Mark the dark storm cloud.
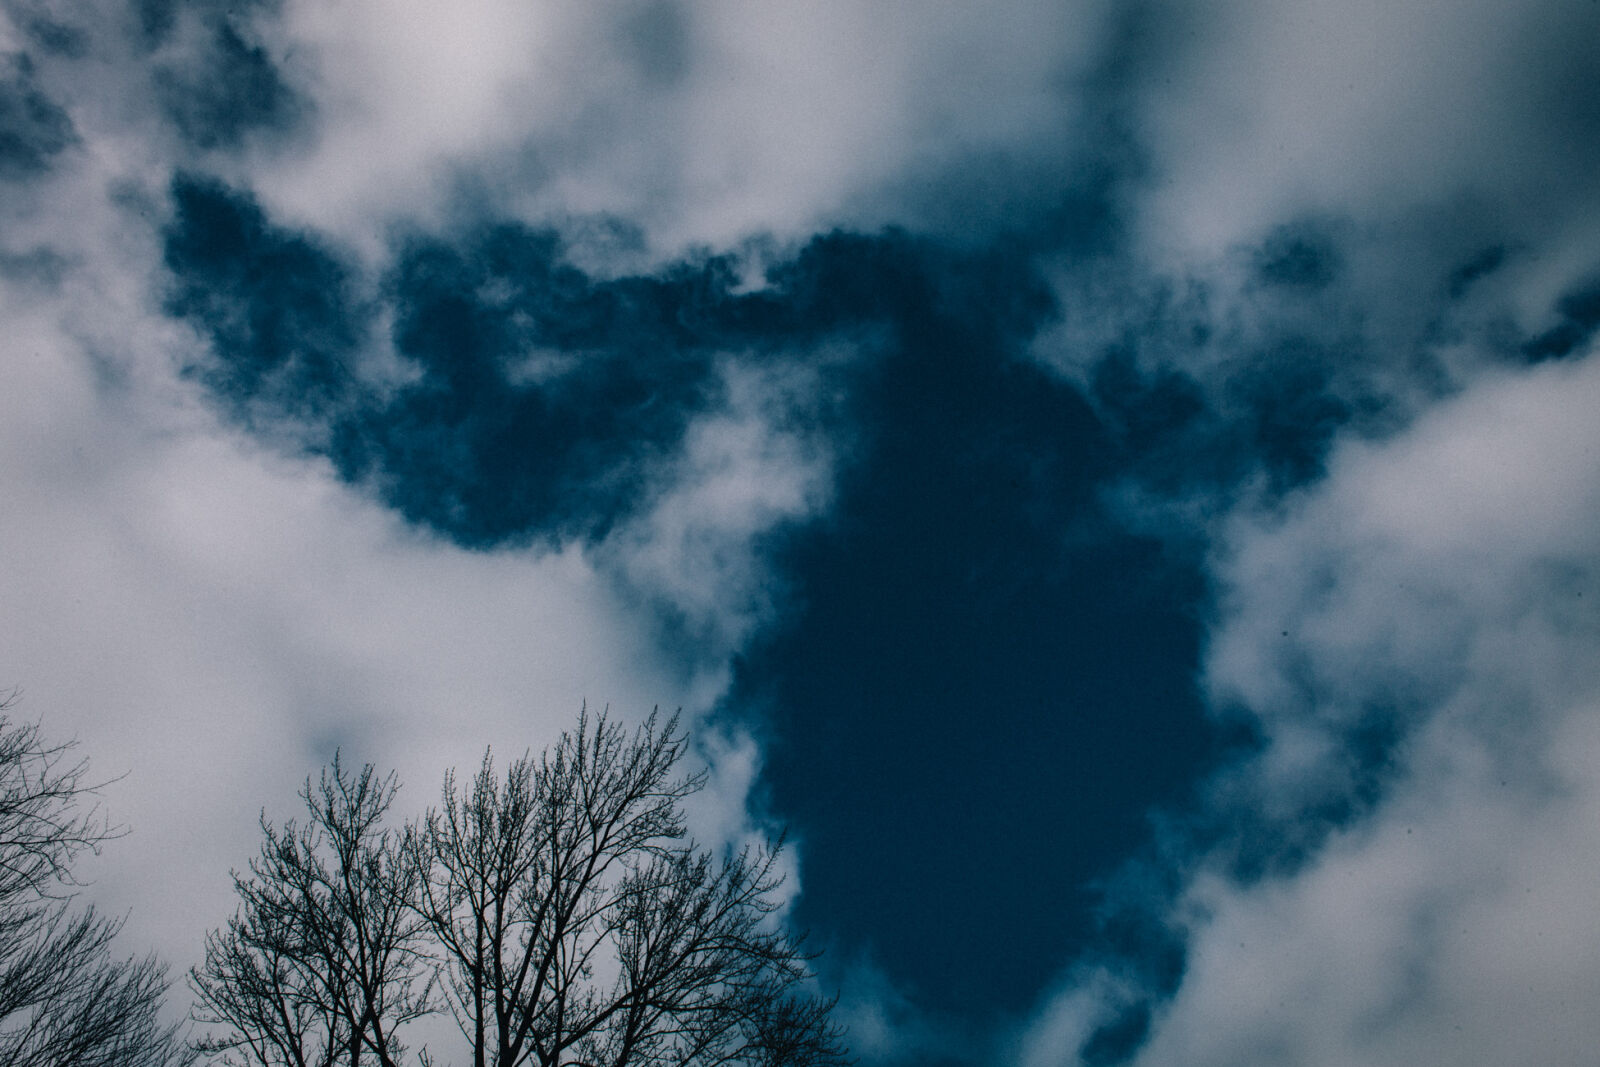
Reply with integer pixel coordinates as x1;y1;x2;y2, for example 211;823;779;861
0;52;75;179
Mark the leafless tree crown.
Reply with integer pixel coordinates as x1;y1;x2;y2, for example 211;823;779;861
191;709;848;1067
190;756;434;1067
0;694;188;1066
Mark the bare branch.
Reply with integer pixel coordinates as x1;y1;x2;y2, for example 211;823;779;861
190;755;433;1067
0;705;190;1067
195;708;848;1067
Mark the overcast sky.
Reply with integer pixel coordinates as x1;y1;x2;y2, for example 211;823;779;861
4;0;1600;1063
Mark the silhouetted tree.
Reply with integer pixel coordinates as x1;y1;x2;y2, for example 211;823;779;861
189;757;434;1067
415;710;846;1067
0;694;188;1066
191;710;848;1067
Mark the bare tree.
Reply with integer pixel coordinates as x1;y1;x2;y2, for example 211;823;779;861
414;709;847;1067
193;710;848;1067
0;694;189;1066
190;756;434;1067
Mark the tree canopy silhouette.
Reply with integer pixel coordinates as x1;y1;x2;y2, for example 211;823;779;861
191;709;848;1067
0;694;188;1066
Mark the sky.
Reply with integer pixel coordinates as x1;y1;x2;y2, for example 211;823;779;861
3;0;1600;1064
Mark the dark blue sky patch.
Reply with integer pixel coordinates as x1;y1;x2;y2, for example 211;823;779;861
12;7;91;59
1446;244;1509;300
350;226;743;544
738;517;1212;1018
1186;694;1411;893
133;0;180;44
164;186;733;545
1088;338;1359;504
168;188;901;547
725;283;1217;1021
1090;349;1222;493
164;175;363;426
155;16;306;150
1066;217;1519;518
1523;269;1600;362
1226;340;1356;493
1056;234;1394;523
760;228;933;335
1253;223;1342;292
0;53;76;180
348;224;1053;547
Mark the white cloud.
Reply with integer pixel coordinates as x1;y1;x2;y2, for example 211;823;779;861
1206;356;1600;768
1135;0;1600;264
1022;349;1600;1065
2;0;911;997
0;109;773;995
600;350;845;660
0;281;696;973
245;0;1113;255
18;0;1600;1058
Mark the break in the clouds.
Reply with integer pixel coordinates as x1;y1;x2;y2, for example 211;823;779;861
1088;349;1600;1067
0;51;75;176
4;0;1600;1064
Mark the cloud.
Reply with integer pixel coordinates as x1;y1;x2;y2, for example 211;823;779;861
1021;346;1600;1064
0;51;76;178
11;0;1600;1059
0;263;701;975
152;8;307;151
232;0;1117;253
1001;3;1600;1059
0;34;824;994
1133;0;1600;262
599;350;844;660
1200;351;1600;825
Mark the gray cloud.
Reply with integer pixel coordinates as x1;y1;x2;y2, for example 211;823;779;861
0;0;840;1002
1127;351;1600;1066
230;0;1116;255
0;257;711;980
0;51;75;177
1007;2;1600;1061
1128;0;1600;261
